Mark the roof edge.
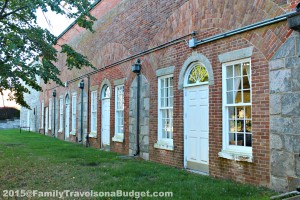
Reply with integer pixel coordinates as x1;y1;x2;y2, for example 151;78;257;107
55;0;102;42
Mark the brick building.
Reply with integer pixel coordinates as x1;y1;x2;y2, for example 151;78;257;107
21;0;300;191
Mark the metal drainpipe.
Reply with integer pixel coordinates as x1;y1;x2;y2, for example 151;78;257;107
86;76;90;147
53;95;56;137
43;106;45;135
134;72;140;156
80;81;84;144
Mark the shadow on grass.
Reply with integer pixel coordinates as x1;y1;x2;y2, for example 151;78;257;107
0;129;277;200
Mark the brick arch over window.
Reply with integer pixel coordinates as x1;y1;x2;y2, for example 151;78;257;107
178;52;214;90
150;0;289;60
92;42;132;69
99;78;112;99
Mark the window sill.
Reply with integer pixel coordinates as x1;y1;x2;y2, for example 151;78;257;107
89;132;97;138
70;131;76;136
58;129;63;133
218;150;252;162
112;134;124;143
154;140;174;151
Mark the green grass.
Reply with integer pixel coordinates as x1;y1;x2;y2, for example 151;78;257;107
0;129;276;199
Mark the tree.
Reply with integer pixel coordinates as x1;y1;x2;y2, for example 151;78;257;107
0;0;96;108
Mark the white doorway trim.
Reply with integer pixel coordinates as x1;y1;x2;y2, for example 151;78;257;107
65;95;70;141
101;85;111;150
183;62;210;174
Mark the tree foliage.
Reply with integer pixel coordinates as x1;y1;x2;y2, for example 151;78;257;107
0;0;96;108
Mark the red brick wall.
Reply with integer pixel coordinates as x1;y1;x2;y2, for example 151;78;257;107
40;0;297;188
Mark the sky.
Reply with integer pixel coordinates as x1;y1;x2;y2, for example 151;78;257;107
36;8;75;36
0;8;74;109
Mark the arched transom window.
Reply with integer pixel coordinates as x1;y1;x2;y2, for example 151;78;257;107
102;85;110;99
187;63;209;86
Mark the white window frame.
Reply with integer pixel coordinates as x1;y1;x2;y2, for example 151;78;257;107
59;98;63;132
184;62;209;87
71;94;77;135
154;74;174;150
220;58;253;162
45;107;48;132
90;91;97;137
113;85;124;142
41;102;44;129
49;98;52;130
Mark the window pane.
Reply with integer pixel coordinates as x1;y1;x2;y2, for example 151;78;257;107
246;120;252;132
237;107;245;119
227;91;233;104
237;133;244;146
226;65;233;78
243;76;250;89
228;107;235;119
229;120;235;132
161;97;164;107
235;91;242;103
244;90;251;103
246;134;252;147
227;78;233;91
234;77;242;90
243;62;250;75
234;64;241;77
161;79;165;91
236;120;243;132
245;106;251;119
229;133;236;145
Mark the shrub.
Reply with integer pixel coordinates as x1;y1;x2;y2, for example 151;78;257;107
0;107;20;120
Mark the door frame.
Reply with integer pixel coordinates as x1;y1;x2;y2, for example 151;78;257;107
101;85;111;149
65;94;70;141
184;84;209;169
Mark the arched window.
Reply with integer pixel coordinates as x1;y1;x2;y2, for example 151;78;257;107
102;85;110;99
187;64;209;85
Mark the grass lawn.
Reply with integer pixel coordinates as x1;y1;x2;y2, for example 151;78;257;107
0;129;276;199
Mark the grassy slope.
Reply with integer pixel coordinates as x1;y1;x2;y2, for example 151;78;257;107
0;129;276;199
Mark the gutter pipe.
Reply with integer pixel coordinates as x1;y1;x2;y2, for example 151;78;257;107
189;11;297;47
49;10;297;89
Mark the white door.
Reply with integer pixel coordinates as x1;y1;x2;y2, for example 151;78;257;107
185;85;209;172
102;98;110;146
65;99;70;140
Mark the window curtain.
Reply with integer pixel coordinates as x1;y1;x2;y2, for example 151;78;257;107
234;65;241;101
245;64;251;86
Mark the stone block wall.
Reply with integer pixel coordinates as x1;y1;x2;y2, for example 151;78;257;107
270;32;300;191
0;119;20;129
129;75;150;160
20;70;40;133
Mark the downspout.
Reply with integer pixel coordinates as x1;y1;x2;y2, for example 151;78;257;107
134;72;140;156
52;90;56;138
132;59;141;157
43;105;45;135
86;76;90;147
79;80;84;144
